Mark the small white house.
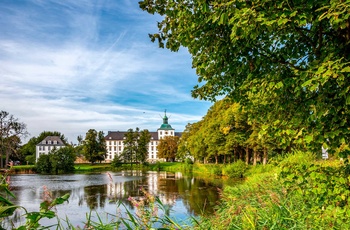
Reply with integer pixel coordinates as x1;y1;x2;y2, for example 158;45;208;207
35;136;65;161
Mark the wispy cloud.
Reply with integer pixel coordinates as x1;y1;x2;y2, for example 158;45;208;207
0;0;212;142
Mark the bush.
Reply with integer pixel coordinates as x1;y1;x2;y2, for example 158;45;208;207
211;165;222;176
111;155;123;168
36;154;52;174
35;147;76;174
222;160;247;178
184;158;193;165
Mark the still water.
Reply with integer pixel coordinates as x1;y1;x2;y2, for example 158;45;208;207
5;171;225;228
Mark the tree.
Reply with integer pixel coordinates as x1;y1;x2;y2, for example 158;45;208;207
137;129;151;163
177;123;195;162
50;146;76;174
157;136;180;162
35;154;52;174
0;111;28;168
139;0;350;153
82;129;106;164
121;128;139;164
120;128;151;164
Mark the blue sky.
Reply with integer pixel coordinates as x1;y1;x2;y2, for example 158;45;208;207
0;0;212;143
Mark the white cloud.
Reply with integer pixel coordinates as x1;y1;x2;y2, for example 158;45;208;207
0;0;212;143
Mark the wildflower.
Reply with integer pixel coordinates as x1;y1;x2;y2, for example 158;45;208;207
42;185;53;203
6;175;10;186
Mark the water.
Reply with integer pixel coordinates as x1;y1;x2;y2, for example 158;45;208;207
4;171;224;228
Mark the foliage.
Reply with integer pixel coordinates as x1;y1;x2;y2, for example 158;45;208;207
279;153;350;226
177;100;276;165
120;128;151;164
222;160;247;178
137;129;152;164
82;129;106;164
199;153;350;229
50;146;76;174
35;154;52;174
140;0;350;156
0;111;28;168
120;188;188;230
111;154;123;168
157;136;180;162
35;146;76;174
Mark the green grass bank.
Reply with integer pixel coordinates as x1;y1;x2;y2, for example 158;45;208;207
197;152;350;229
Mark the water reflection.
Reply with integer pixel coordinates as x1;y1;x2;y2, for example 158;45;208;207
5;171;223;228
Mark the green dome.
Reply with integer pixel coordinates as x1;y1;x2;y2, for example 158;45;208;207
158;110;174;130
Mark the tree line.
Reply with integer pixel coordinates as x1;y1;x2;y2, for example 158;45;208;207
140;0;350;161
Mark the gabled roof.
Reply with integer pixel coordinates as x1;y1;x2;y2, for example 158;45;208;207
36;136;65;146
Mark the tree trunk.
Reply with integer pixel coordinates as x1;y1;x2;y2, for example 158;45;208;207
263;148;268;165
0;152;3;168
239;147;243;161
5;150;10;168
223;154;226;164
253;149;257;166
215;154;218;164
245;147;250;165
234;147;238;162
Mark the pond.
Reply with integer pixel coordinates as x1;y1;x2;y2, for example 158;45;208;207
4;171;228;229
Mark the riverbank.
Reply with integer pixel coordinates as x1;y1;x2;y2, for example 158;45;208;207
197;152;350;229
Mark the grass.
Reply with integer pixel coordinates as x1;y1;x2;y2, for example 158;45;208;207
74;163;112;172
198;152;350;229
11;165;36;173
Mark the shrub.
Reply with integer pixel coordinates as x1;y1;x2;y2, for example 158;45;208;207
184;158;193;165
222;160;247;178
210;165;222;176
35;154;52;174
111;155;123;168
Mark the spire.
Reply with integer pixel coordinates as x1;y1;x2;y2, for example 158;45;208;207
158;109;174;130
163;109;168;124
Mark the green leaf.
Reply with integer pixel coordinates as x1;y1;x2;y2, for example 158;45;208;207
0;205;18;217
220;12;228;24
346;95;350;105
202;3;209;13
341;66;350;72
304;135;313;144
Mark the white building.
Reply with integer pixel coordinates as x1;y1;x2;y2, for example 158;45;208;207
35;136;66;161
104;111;181;162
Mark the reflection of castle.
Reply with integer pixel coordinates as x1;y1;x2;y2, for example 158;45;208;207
106;171;184;206
104;111;182;162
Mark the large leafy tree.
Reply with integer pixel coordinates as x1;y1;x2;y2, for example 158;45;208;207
157;135;180;162
121;128;139;163
121;128;151;164
0;111;28;168
137;129;152;163
82;129;106;164
140;0;350;152
50;146;76;174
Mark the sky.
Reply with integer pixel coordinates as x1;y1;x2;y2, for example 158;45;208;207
0;0;212;144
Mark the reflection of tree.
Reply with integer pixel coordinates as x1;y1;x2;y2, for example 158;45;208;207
84;185;107;210
176;178;221;216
